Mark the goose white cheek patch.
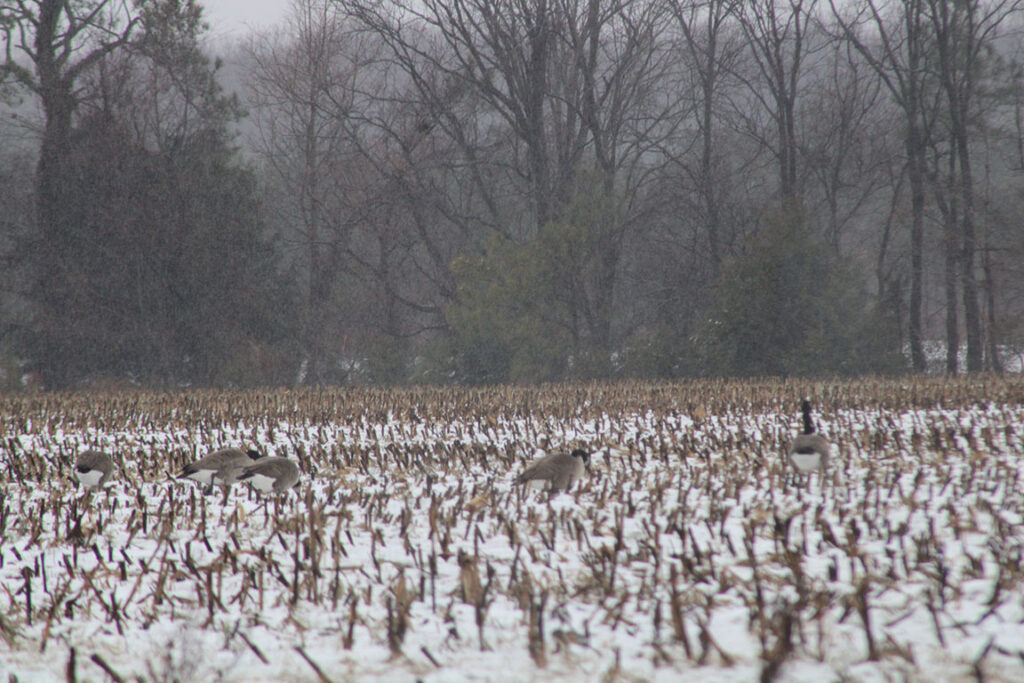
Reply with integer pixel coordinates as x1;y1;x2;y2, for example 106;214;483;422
184;469;215;486
790;452;823;472
247;474;276;493
76;469;104;488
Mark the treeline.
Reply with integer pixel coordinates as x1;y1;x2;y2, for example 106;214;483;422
1;0;1023;388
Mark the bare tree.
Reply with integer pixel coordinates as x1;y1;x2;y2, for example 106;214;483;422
924;0;1022;372
248;0;361;382
250;0;477;378
737;0;823;205
668;0;744;275
564;0;681;353
801;36;892;251
828;0;932;371
338;0;679;359
339;0;564;237
1;0;141;260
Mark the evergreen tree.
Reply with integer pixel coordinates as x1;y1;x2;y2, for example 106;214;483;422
13;1;298;386
696;208;903;377
446;177;621;384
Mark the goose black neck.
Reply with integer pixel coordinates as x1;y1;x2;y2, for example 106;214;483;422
801;400;814;435
571;449;590;464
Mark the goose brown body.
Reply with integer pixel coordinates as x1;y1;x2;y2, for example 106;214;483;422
237;457;300;493
516;449;590;492
178;448;262;488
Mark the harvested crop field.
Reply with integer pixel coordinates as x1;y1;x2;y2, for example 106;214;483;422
2;377;1024;681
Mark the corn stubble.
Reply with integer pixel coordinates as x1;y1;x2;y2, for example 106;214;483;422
0;376;1023;681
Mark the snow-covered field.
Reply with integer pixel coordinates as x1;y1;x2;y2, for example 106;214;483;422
2;379;1024;682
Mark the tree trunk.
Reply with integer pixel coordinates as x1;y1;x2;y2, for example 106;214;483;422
701;22;721;275
526;1;552;233
35;0;76;244
304;96;328;384
982;238;1002;373
590;174;619;359
955;132;982;372
943;221;959;374
906;125;927;372
941;152;959;374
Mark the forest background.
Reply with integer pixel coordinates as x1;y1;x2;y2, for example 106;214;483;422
2;0;1023;389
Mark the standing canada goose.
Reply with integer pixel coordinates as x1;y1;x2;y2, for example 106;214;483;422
178;448;263;493
237;456;300;494
788;400;830;474
516;449;590;492
74;450;114;489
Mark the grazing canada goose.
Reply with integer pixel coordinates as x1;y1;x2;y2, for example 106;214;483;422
74;450;114;489
178;448;263;492
788;400;830;474
516;449;590;492
237;457;300;494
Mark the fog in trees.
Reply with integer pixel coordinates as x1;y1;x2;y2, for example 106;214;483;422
2;0;1023;388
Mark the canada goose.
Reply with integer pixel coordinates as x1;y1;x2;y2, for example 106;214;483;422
237;457;300;494
516;449;590;492
788;400;830;474
178;448;262;492
74;450;114;489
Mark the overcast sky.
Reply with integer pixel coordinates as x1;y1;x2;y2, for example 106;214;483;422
203;0;291;38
